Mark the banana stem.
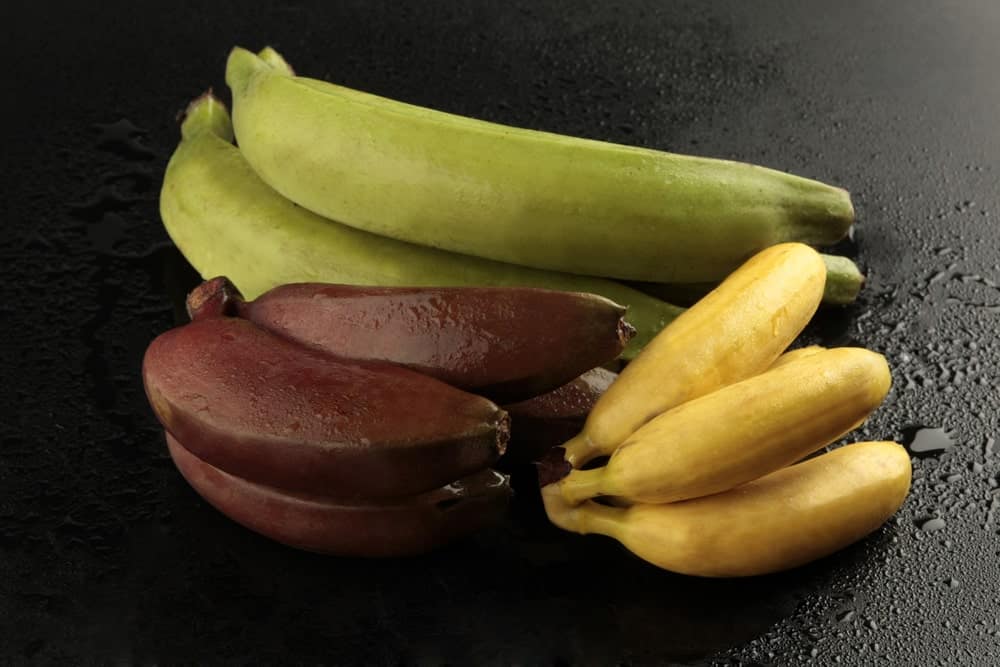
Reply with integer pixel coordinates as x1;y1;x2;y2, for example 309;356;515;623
226;47;271;96
575;500;626;539
541;485;626;539
558;467;608;505
181;91;234;142
820;254;865;305
561;432;597;468
258;47;295;75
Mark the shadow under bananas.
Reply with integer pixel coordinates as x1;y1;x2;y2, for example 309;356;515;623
102;452;897;666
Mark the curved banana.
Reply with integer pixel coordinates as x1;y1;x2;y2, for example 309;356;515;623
167;433;511;557
225;46;853;283
561;242;827;467
551;347;891;505
186;277;632;403
143;316;508;499
542;441;911;577
159;92;683;359
637;253;865;307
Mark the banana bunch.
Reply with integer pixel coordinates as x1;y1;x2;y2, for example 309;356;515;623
161;47;865;361
153;47;889;568
540;243;911;577
144;280;633;556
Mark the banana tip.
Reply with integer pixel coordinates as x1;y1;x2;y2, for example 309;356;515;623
179;89;225;123
536;447;571;487
618;317;637;347
186;276;243;321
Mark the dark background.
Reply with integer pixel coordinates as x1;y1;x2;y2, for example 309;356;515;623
2;1;999;664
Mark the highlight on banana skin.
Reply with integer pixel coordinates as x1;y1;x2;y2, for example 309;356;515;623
147;44;907;574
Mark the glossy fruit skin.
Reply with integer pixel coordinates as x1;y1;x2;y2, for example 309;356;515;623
542;441;912;577
635;253;865;307
553;347;892;505
562;243;827;467
167;433;511;557
142;316;508;499
226;47;853;283
499;367;617;465
186;277;632;403
159;92;683;360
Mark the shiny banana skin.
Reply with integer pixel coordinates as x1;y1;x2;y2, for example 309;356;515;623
186;277;632;403
636;253;865;307
561;243;827;467
552;347;892;505
500;367;617;466
159;92;683;360
226;47;853;283
167;433;511;557
542;441;912;577
143;316;508;499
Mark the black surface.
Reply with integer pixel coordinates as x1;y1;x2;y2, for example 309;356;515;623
2;1;999;664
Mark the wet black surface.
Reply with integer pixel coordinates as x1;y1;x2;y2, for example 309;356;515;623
2;1;1000;664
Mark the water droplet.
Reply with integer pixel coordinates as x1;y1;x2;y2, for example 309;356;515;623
902;426;954;458
919;517;947;532
837;610;856;623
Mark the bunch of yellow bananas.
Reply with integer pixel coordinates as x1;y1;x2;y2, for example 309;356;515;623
541;243;910;577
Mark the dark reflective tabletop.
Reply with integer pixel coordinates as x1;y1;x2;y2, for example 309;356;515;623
2;1;999;664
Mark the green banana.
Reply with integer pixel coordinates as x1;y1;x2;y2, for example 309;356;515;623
159;93;683;358
226;46;854;283
634;253;865;306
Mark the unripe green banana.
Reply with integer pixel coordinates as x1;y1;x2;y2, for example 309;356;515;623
551;347;892;505
542;441;912;577
226;46;853;283
159;93;683;359
635;254;865;307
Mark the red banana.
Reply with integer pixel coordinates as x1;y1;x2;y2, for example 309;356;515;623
186;277;634;402
143;316;508;499
501;367;617;465
167;433;510;557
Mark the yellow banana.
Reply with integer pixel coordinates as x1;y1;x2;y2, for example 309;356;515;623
769;344;826;369
160;93;684;358
552;347;891;505
542;441;911;577
225;46;853;283
561;242;826;466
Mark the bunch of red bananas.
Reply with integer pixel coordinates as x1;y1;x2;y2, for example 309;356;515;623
143;277;629;556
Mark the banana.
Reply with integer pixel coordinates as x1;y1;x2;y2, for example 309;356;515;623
186;277;632;403
143;316;508;499
768;344;825;370
500;367;616;466
551;347;891;505
160;92;683;359
167;433;511;557
226;47;853;283
542;441;911;577
635;253;864;307
561;242;827;467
